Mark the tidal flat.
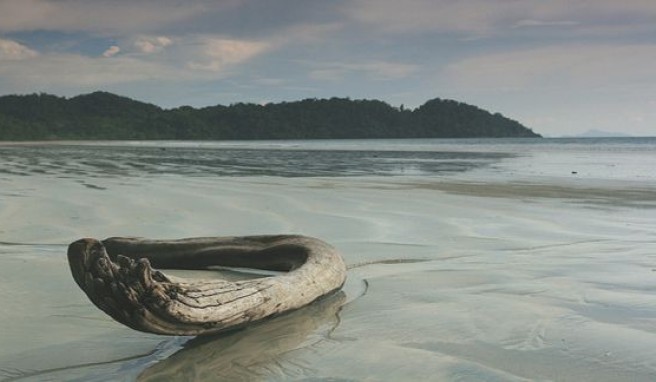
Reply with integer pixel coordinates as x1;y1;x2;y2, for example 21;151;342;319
0;138;655;381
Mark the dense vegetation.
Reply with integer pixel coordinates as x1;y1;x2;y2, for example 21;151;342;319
0;92;540;140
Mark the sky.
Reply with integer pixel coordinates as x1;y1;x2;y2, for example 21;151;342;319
0;0;655;137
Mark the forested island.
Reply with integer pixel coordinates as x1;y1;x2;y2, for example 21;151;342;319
0;92;540;140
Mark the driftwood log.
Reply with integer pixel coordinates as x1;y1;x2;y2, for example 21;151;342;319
67;235;347;336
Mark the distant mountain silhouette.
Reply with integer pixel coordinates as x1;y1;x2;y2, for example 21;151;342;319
0;91;541;140
572;129;633;138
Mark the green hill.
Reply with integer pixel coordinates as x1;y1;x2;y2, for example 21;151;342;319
0;92;540;140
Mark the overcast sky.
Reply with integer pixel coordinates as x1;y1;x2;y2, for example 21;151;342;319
1;0;655;136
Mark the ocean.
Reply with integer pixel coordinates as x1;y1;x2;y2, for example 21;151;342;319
1;137;655;381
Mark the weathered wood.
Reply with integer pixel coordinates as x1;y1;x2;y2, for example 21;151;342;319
67;235;347;336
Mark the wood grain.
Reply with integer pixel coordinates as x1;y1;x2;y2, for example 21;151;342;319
67;235;346;336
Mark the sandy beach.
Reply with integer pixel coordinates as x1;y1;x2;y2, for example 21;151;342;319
1;139;655;381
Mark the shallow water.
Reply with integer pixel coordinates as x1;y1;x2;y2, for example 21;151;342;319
1;138;655;381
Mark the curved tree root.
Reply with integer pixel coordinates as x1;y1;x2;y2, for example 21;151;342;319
67;235;347;336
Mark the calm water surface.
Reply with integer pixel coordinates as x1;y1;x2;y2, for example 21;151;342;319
1;137;654;179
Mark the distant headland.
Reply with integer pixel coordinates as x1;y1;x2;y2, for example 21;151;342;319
0;91;540;140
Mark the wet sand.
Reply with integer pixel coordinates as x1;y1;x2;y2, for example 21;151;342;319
1;141;655;381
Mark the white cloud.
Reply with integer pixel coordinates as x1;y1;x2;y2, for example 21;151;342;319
443;44;656;91
345;0;505;35
102;45;120;58
513;19;579;28
0;36;274;91
0;38;39;60
0;33;278;96
254;78;285;86
135;36;173;54
345;0;656;36
309;61;418;81
0;0;215;33
0;53;182;87
187;38;270;72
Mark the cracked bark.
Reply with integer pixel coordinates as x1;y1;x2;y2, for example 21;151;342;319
67;235;347;336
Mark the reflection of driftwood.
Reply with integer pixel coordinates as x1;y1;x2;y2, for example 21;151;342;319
67;235;346;336
138;291;345;381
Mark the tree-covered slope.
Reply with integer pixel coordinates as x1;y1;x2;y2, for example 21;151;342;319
0;92;540;140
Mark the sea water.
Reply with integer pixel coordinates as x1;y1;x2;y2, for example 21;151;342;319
0;138;655;381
